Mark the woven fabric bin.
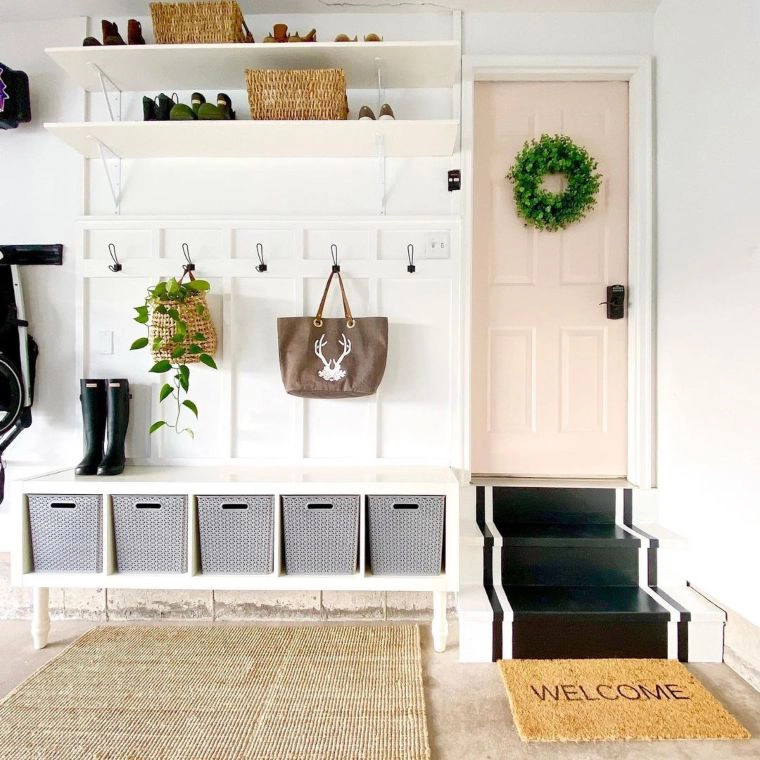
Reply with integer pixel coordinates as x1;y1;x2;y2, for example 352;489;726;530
367;495;445;575
112;495;187;573
28;495;102;573
281;495;359;574
149;293;217;363
150;1;253;44
246;69;348;120
198;495;274;574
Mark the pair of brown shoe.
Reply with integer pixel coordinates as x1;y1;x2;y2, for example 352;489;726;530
358;104;395;121
263;24;317;43
83;20;145;47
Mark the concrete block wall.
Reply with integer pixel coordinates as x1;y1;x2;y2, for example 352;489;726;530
0;555;455;622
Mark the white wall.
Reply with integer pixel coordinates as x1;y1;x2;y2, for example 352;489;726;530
655;0;760;626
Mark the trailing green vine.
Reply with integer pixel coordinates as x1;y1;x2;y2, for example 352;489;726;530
506;134;602;231
130;276;217;438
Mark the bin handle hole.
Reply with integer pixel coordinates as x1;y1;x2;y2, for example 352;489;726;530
393;503;419;510
307;503;333;510
135;503;161;509
50;502;76;509
222;504;248;510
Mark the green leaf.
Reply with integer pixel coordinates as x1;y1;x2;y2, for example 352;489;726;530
171;345;186;359
149;420;167;434
196;303;206;316
179;375;189;392
130;337;149;351
192;333;207;342
167;277;180;295
182;399;198;417
168;308;180;321
154;304;169;315
186;279;210;292
152;281;167;296
199;354;217;370
159;383;173;402
188;344;203;354
150;360;172;374
171;333;185;343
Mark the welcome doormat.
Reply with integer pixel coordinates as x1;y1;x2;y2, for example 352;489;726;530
499;658;750;742
0;624;430;760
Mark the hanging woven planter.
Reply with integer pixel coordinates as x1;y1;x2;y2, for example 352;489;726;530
149;291;217;363
506;134;602;232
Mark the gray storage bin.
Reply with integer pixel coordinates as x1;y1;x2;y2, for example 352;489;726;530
197;495;274;574
282;495;359;575
367;495;445;575
112;494;187;573
28;494;103;573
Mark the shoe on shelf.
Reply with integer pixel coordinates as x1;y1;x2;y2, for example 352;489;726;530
170;102;197;120
288;28;317;42
198;101;225;120
217;93;235;120
82;36;101;46
102;20;126;45
335;33;358;42
156;92;178;120
263;23;288;42
128;19;145;45
378;103;395;120
364;33;383;42
358;105;376;120
143;96;157;121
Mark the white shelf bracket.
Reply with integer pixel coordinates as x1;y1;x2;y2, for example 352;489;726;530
374;56;386;113
91;136;122;215
89;63;122;122
376;134;386;217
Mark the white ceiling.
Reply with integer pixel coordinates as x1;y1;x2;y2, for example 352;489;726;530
0;0;660;23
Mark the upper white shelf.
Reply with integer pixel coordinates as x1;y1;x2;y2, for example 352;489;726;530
45;41;461;92
44;119;459;158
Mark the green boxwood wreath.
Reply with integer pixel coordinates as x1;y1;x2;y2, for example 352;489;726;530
506;134;602;231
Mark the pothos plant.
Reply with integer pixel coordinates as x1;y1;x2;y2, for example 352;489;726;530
130;275;217;437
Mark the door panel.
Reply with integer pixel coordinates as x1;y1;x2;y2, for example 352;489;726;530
472;81;629;477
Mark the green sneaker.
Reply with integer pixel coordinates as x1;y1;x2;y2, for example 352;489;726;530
198;102;225;120
169;102;197;120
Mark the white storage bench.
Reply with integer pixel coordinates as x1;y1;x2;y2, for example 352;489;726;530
12;465;460;652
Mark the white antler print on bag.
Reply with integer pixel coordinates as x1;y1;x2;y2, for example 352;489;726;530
315;333;352;382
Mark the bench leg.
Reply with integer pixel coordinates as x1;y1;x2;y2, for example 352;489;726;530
432;590;448;653
32;587;50;650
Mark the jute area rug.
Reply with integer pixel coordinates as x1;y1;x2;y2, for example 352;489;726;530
0;624;430;760
499;658;750;743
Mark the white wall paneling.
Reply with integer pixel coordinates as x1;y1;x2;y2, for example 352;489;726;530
78;217;462;467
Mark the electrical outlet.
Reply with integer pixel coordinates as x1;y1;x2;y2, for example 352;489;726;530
95;330;114;355
424;231;450;259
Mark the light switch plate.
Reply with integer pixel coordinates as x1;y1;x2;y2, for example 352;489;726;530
424;231;451;259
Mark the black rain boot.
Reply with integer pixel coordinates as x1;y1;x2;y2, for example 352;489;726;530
97;379;130;476
75;379;107;476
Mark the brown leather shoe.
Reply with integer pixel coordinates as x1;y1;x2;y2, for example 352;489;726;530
102;20;125;45
128;19;145;45
83;36;101;46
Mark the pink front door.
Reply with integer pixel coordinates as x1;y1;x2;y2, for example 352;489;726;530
471;81;629;477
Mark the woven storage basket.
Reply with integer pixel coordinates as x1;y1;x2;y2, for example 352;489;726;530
149;293;217;362
150;1;253;44
246;69;348;120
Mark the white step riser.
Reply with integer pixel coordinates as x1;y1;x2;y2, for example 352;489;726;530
459;543;484;585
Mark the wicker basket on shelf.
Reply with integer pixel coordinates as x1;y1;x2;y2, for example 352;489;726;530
150;1;253;44
246;69;349;120
149;292;217;363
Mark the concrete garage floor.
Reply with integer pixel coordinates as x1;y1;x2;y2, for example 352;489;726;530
1;620;759;759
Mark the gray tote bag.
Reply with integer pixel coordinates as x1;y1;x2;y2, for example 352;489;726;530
277;271;388;399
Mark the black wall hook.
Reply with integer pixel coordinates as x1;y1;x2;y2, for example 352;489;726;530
407;243;416;274
108;243;122;272
255;242;268;272
181;242;195;273
330;243;340;273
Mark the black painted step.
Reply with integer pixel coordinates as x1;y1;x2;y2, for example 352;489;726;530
506;586;670;659
493;486;616;525
500;525;640;586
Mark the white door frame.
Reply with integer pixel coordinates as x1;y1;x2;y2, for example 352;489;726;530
460;56;654;488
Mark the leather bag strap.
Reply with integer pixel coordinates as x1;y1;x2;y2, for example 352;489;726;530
314;271;355;328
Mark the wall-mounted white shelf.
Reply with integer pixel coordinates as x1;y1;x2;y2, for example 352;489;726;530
46;41;461;92
45;119;459;158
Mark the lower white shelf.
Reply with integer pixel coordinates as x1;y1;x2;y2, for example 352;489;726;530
20;571;449;592
44;119;459;158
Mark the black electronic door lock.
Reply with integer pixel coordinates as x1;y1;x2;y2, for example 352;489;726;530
600;284;625;320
